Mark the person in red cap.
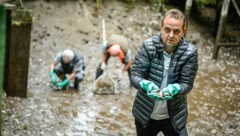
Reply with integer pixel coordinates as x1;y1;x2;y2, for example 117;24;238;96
95;34;132;87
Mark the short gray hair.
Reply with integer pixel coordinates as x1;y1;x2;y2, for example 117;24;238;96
62;49;74;63
161;9;186;29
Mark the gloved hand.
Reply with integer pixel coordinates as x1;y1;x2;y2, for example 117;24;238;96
50;70;57;86
147;89;171;101
148;83;180;101
139;79;159;93
57;78;69;89
102;41;108;47
163;83;180;96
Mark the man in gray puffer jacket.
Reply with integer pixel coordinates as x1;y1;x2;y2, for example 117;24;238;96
131;9;198;136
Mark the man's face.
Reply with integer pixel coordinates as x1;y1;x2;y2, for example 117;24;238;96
161;15;186;53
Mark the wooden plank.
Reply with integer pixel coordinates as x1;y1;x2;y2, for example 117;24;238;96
212;0;230;59
5;8;32;97
213;0;223;37
184;0;192;21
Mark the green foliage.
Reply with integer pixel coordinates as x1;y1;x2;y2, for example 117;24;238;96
147;0;164;11
196;0;216;7
96;0;100;10
95;0;164;11
122;0;163;7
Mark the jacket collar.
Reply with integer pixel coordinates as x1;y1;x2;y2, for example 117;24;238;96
154;34;189;58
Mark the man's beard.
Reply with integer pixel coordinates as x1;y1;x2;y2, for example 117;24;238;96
164;44;177;53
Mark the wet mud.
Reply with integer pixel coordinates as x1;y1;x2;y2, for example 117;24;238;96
2;0;240;136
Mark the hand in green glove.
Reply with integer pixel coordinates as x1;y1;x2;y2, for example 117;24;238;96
50;70;57;86
162;83;180;96
148;83;180;101
139;79;159;93
57;78;69;89
148;90;171;101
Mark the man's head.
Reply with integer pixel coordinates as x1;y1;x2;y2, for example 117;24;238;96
160;9;186;54
107;44;121;57
62;49;74;64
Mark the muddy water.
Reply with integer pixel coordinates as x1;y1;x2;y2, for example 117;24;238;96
2;0;240;136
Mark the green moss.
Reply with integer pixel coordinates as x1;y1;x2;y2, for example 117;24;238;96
11;9;32;26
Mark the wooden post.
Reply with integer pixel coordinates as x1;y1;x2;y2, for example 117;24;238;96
231;0;240;17
0;4;6;135
213;0;223;37
212;0;230;59
4;8;32;97
184;0;192;21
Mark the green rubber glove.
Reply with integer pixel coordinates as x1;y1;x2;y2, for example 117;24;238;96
162;83;180;96
147;89;166;101
57;78;69;89
148;90;172;101
50;70;57;86
148;83;180;101
139;79;159;93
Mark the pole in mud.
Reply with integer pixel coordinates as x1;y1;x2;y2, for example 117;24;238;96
184;0;192;21
212;0;230;59
4;5;32;98
212;0;240;59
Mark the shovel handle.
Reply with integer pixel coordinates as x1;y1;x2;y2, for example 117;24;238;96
102;19;106;43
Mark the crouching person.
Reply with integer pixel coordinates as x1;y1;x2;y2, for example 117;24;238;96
50;49;85;90
95;34;132;87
